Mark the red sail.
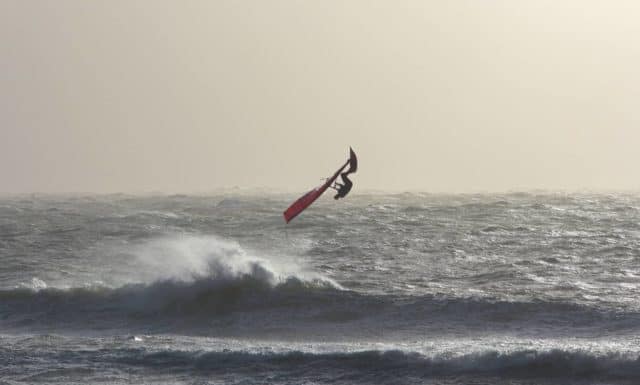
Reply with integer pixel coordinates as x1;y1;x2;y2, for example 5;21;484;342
283;159;350;223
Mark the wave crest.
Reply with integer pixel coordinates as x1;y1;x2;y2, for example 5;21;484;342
121;348;640;380
34;347;640;381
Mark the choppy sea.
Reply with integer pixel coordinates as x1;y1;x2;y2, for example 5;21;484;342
2;192;640;384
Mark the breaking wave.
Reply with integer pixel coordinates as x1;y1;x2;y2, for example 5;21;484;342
7;345;640;382
120;348;640;380
2;235;639;337
2;277;637;337
0;235;346;329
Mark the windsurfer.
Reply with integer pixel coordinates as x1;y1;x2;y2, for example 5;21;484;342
333;172;353;199
283;147;357;222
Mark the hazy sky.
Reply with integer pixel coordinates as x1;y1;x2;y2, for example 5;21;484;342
2;1;640;193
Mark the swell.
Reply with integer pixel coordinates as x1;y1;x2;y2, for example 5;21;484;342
119;348;640;380
4;346;640;383
1;275;637;337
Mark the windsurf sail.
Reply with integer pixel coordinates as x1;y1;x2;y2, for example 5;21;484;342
283;148;357;223
347;147;357;174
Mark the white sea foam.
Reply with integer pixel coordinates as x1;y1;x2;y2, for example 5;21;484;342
120;234;342;289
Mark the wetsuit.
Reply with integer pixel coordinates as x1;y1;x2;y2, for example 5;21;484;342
334;172;353;199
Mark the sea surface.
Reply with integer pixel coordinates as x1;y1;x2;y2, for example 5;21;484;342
2;192;640;384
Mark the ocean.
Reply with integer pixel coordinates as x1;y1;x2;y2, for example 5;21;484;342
2;192;640;384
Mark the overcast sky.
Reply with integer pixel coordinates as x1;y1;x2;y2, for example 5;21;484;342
2;1;640;193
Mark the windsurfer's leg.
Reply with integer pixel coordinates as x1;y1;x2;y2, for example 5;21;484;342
339;173;353;197
340;173;352;184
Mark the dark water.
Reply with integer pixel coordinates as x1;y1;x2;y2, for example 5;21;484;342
2;192;640;384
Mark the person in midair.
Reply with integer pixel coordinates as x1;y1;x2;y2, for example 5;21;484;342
332;147;357;199
333;171;353;199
